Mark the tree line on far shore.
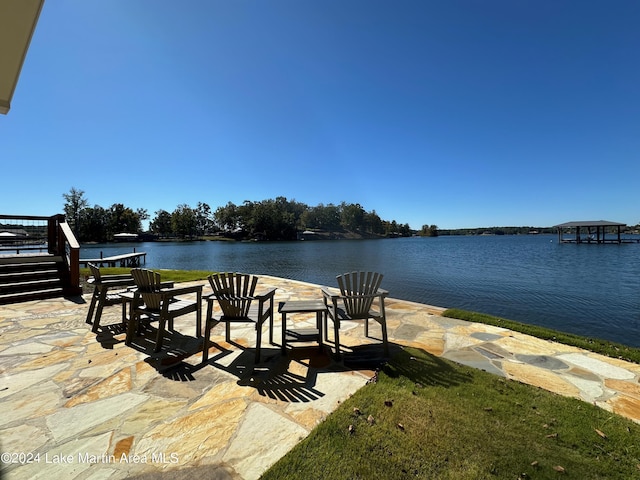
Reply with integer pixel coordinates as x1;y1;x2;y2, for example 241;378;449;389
62;187;430;243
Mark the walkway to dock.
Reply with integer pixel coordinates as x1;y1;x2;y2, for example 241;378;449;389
2;276;640;479
79;251;146;268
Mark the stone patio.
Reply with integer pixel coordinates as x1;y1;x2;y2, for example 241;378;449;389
2;275;640;479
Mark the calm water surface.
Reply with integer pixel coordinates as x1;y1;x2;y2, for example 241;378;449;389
81;235;640;347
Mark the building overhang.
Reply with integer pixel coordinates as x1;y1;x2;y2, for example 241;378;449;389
0;0;45;115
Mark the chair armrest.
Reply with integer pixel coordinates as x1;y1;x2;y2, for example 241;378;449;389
321;287;340;300
98;278;136;288
160;284;203;298
204;292;217;302
102;274;134;281
255;288;276;302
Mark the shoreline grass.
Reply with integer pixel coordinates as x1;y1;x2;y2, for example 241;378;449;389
262;347;640;479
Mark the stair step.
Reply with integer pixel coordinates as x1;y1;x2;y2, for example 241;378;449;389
0;287;66;304
0;262;60;272
0;255;63;265
0;269;59;281
0;278;62;290
0;254;69;303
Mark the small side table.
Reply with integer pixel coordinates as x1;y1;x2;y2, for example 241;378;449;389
278;300;327;354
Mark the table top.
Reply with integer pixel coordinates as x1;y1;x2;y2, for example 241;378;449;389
278;299;327;314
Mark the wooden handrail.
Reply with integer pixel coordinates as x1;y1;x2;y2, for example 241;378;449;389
1;214;52;221
59;219;80;291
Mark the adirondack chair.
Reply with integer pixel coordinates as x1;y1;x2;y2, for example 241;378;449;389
129;268;202;352
321;271;389;357
85;263;135;332
202;272;276;363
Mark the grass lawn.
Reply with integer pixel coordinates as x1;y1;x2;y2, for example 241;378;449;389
262;347;640;479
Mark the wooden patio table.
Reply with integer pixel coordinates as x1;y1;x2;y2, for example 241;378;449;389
278;300;327;354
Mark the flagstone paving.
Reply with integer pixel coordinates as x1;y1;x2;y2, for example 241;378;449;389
2;275;640;479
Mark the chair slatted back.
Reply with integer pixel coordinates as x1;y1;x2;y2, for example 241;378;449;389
88;263;102;282
131;268;163;311
208;273;258;319
336;271;383;318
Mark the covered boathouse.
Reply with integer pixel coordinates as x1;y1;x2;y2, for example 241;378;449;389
554;220;627;244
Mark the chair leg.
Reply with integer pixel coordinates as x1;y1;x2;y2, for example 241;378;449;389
364;318;369;337
86;288;99;324
324;314;329;342
92;289;108;333
380;319;389;357
196;304;202;338
126;311;137;345
333;319;341;357
317;311;324;352
155;317;166;352
202;319;212;362
225;322;231;343
255;322;263;363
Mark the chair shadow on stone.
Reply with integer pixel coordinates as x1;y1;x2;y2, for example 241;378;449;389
94;322;129;350
122;321;205;374
203;340;328;403
378;345;473;389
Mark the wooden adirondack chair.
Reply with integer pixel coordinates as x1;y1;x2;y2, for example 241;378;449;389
85;263;135;332
129;268;202;352
202;272;276;363
321;271;389;357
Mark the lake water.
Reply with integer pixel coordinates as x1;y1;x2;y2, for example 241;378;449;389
81;235;640;347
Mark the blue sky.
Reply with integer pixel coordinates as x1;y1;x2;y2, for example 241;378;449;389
3;0;639;230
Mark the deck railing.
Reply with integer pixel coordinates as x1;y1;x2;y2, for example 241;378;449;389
0;214;81;293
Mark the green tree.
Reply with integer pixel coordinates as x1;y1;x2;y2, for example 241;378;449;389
420;224;439;237
62;187;88;234
77;205;108;242
149;210;173;237
214;202;242;232
363;210;384;234
171;204;197;238
301;203;341;231
340;202;365;231
108;203;142;237
195;202;214;235
136;208;149;230
385;220;399;235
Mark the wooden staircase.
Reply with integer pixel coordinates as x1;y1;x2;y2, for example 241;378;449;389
0;214;81;304
0;254;71;304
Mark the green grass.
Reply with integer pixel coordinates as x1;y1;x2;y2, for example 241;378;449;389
79;267;216;293
444;308;640;365
262;347;640;480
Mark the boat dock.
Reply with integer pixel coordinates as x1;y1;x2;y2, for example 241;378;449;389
554;220;636;244
79;251;146;268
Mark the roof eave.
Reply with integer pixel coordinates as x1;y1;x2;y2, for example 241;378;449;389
0;0;45;115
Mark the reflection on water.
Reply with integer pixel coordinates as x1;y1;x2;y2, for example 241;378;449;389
81;235;640;347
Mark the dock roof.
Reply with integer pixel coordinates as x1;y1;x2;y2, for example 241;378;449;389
554;220;626;228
